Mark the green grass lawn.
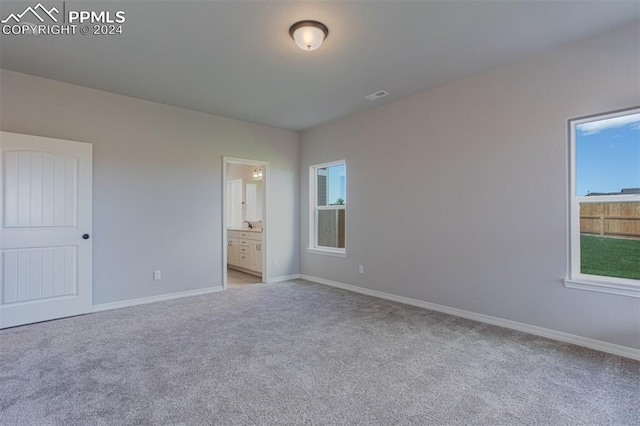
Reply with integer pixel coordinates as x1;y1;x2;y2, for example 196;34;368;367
581;235;640;280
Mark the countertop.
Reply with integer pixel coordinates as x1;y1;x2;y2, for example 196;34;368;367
227;227;262;233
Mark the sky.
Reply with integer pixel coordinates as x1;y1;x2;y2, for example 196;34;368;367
326;164;346;204
575;112;640;196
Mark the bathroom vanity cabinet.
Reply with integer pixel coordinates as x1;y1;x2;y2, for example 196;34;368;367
227;229;263;276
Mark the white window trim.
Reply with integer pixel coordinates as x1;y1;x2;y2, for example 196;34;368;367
308;159;347;257
565;107;640;298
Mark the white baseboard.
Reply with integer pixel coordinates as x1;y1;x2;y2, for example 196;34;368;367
300;274;640;361
269;274;301;283
92;286;225;313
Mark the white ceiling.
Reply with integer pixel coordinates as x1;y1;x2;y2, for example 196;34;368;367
1;1;638;131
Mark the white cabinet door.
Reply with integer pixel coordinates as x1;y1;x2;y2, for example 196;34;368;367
227;238;238;265
255;242;262;272
249;241;260;272
0;132;93;328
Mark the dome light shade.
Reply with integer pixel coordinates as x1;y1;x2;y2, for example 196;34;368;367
289;20;329;51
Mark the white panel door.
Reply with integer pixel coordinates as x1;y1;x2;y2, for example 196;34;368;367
0;132;92;328
227;179;242;228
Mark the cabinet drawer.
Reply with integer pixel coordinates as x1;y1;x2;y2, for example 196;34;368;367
238;254;250;268
239;246;250;254
237;231;262;240
239;238;251;246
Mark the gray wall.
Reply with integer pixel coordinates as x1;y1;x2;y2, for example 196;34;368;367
0;70;299;304
299;23;640;349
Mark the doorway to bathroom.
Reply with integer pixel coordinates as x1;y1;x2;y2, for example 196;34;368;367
222;157;268;289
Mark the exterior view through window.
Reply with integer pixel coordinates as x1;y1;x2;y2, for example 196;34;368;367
570;107;640;284
310;161;346;254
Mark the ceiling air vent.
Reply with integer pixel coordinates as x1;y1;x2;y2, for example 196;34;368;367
364;90;389;101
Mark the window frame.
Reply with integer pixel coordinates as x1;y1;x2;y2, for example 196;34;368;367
308;159;347;257
565;106;640;298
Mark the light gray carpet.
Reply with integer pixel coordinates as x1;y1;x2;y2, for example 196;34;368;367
1;280;638;425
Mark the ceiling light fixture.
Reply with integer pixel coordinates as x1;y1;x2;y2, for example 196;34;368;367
289;20;329;51
253;167;263;180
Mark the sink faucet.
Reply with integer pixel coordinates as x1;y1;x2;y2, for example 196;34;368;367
244;221;253;229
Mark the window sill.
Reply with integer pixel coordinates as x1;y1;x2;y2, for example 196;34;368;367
307;248;347;258
564;278;640;298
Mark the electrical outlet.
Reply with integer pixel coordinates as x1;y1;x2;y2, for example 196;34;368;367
358;265;364;274
153;270;161;280
273;257;279;266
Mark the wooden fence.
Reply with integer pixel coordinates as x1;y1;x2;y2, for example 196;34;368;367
580;201;640;239
318;209;346;248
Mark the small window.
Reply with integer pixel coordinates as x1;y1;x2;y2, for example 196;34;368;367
566;107;640;297
309;160;346;256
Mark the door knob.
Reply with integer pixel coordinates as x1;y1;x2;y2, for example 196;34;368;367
82;234;90;240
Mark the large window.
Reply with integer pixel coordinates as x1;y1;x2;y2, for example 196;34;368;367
566;107;640;297
309;160;346;256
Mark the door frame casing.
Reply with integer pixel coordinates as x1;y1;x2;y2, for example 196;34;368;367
222;156;269;289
